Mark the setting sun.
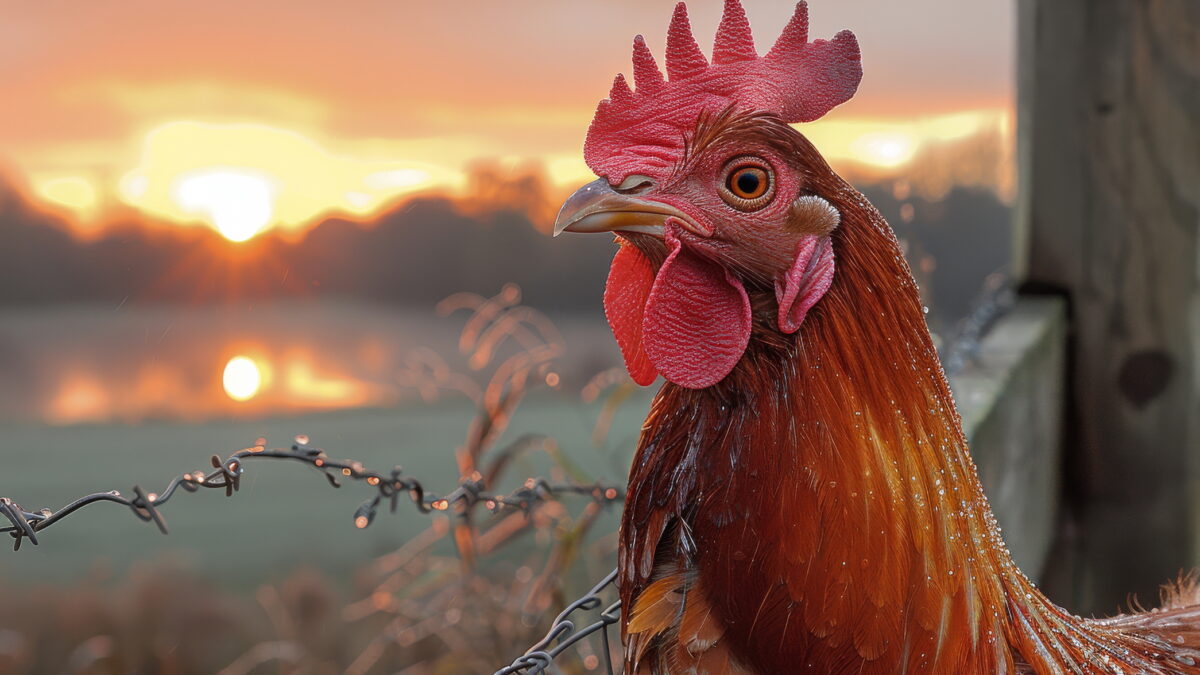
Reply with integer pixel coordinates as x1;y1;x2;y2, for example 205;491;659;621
174;169;277;242
222;356;262;401
850;132;919;168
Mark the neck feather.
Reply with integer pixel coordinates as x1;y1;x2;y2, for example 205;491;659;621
628;192;1183;672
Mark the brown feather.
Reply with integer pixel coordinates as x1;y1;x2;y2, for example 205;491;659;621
628;574;685;636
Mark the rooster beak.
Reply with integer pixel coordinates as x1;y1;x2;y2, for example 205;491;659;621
553;178;703;238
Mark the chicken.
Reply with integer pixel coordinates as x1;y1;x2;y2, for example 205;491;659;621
552;2;1200;673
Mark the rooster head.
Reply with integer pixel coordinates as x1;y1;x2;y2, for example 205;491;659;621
555;0;862;389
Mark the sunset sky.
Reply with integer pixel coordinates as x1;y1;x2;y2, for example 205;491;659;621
2;0;1014;241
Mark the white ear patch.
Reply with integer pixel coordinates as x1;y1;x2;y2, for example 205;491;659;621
787;195;841;236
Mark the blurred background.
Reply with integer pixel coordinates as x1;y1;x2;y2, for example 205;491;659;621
0;1;1016;672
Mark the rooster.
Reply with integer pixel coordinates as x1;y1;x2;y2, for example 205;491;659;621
552;2;1200;673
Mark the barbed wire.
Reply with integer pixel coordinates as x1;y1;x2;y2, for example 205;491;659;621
0;434;623;552
496;567;621;675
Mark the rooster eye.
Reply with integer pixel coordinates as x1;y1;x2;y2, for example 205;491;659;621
719;159;775;211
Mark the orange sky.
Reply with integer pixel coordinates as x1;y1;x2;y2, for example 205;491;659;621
2;0;1015;241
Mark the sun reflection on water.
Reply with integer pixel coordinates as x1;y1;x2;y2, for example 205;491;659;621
222;356;263;402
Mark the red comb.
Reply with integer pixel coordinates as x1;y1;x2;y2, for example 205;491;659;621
584;0;861;183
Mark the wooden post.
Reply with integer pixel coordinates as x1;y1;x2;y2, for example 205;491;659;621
1015;0;1200;614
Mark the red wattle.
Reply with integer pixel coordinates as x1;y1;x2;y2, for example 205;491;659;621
643;228;751;389
604;243;658;386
